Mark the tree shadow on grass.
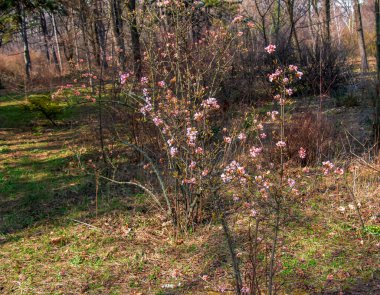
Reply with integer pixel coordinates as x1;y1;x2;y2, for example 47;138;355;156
0;152;95;234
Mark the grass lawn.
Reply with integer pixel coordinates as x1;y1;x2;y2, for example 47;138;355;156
0;93;379;294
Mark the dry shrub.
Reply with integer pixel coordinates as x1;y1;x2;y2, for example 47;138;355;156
285;111;338;165
0;48;62;92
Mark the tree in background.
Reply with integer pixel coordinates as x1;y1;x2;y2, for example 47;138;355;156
353;0;369;72
375;0;380;145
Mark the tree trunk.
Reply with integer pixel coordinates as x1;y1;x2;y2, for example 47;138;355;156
375;0;380;145
285;0;302;62
40;11;50;62
16;1;31;80
79;0;94;90
128;0;141;78
275;0;281;43
323;0;330;46
94;0;108;69
52;14;63;74
353;0;369;72
110;0;126;70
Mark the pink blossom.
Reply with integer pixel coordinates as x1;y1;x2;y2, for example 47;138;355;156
120;73;130;84
276;141;286;148
202;169;209;177
140;103;152;115
182;177;196;185
170;147;178;157
257;123;264;130
247;21;254;28
195;147;204;154
260;133;267;139
153;117;163;126
167;138;174;146
238;132;247;141
250;209;257;217
287;178;296;188
223;136;232;144
140;76;149;84
237;31;244;37
334;168;344;175
201;97;220;110
270;111;279;120
322;161;334;174
189;161;197;169
236;166;246;176
249;146;262;158
285;88;293;96
298;147;306;159
232;15;244;24
157;80;166;88
263;181;271;189
157;0;170;7
283;77;289;84
265;44;276;54
322;161;334;169
268;68;282;82
193;112;204;121
187;127;198;147
221;161;246;183
218;285;227;292
295;71;303;79
288;65;298;72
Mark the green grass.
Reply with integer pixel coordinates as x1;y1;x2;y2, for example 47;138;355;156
0;92;379;294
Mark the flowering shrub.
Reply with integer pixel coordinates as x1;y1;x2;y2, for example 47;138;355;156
49;6;348;292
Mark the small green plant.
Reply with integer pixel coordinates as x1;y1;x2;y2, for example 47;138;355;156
364;225;380;236
27;94;63;126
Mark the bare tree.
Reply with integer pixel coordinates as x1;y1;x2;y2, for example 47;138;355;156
375;0;380;145
110;0;126;70
353;0;369;72
16;1;31;80
323;0;331;46
128;0;141;78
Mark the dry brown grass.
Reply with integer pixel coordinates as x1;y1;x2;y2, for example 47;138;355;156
0;49;65;93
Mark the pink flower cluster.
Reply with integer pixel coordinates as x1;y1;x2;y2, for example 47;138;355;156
232;15;244;24
265;44;276;54
276;141;286;148
201;97;220;110
249;146;262;158
221;161;247;184
140;95;153;115
120;72;130;85
186;127;198;147
268;68;282;82
289;65;303;79
298;147;306;159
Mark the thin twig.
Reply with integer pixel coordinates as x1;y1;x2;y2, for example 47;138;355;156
69;218;102;231
98;174;164;211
